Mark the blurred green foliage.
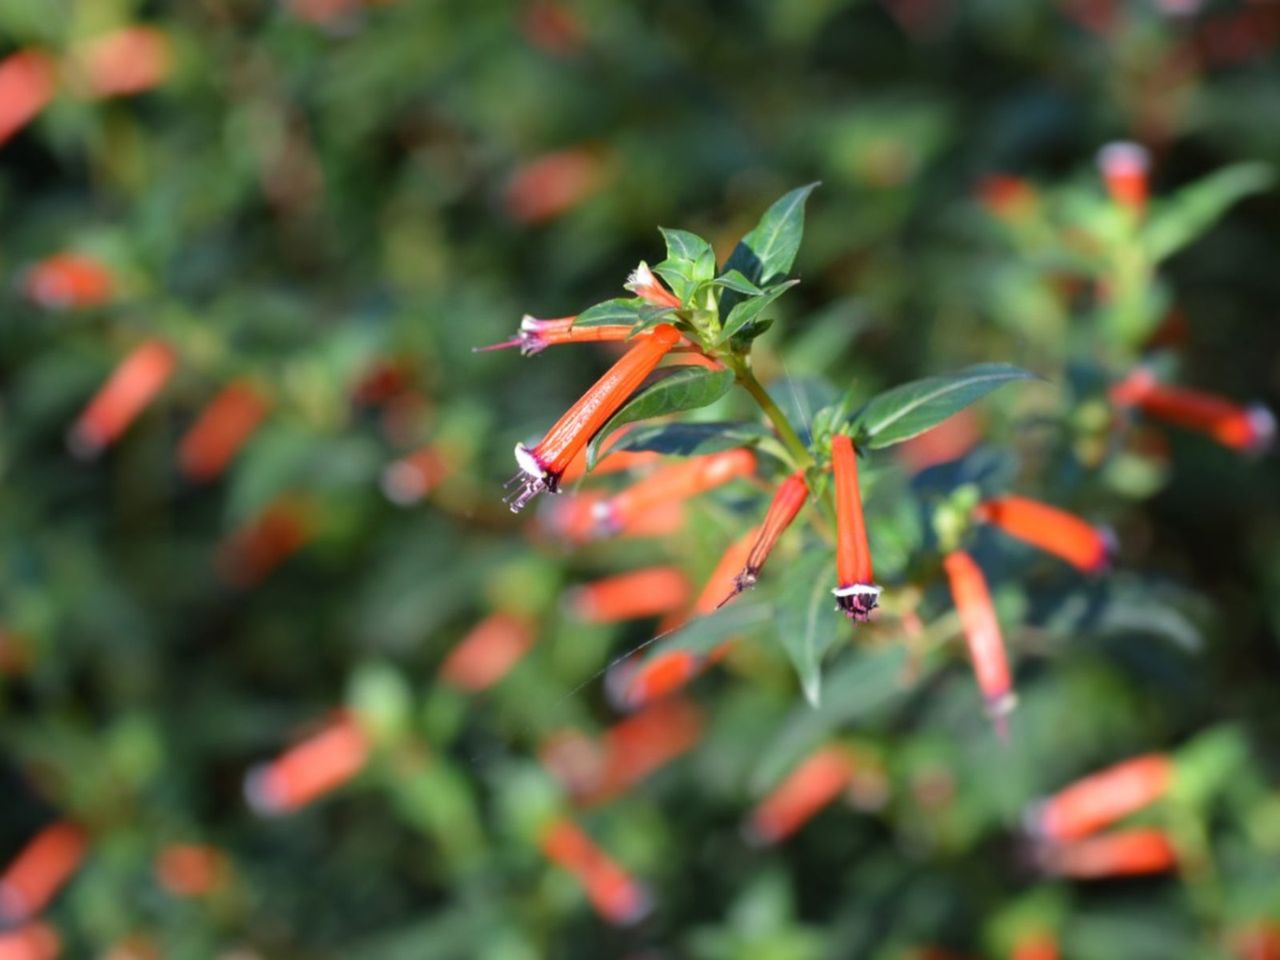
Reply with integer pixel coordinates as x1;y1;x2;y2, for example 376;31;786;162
1;0;1279;958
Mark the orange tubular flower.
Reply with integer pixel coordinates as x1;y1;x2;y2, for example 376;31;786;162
381;445;451;506
178;380;270;483
624;262;683;309
697;527;762;615
1111;371;1275;454
68;340;176;459
1012;932;1060;960
539;729;606;798
215;499;311;588
566;566;692;623
943;550;1015;731
586;699;703;804
830;434;881;621
559;440;659;486
521;1;586;57
24;253;115;310
736;471;809;591
974;495;1115;574
476;315;635;356
592;449;756;535
1035;828;1178;879
0;50;56;148
245;713;369;815
1230;922;1280;960
744;746;855;845
0;923;60;960
1097;141;1151;211
0;822;87;923
613;526;761;708
977;174;1038;221
70;27;172;100
1027;753;1173;842
543;492;685;544
154;844;227;898
538;818;652;926
613;649;702;711
507;323;682;511
439;612;536;692
895;406;981;474
505;148;607;224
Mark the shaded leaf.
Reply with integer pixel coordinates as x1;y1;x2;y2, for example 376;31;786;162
751;645;913;792
719;280;799;344
728;317;775;352
604;420;771;458
587;368;735;467
775;551;840;707
641;599;776;664
852;363;1038;449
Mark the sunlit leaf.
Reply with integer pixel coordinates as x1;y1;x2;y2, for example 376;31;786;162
851;363;1038;449
574;298;649;329
722;183;820;286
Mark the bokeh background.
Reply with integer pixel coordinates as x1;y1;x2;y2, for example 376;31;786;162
2;0;1279;957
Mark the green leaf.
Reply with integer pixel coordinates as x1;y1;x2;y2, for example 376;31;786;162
1145;162;1273;262
627;304;679;337
641;599;776;664
660;227;716;272
719;279;799;344
1172;725;1248;811
722;183;819;286
586;367;735;467
574;298;648;329
604;420;772;458
711;269;762;296
656;228;716;302
751;645;912;792
775;551;841;707
728;317;774;351
851;363;1038;449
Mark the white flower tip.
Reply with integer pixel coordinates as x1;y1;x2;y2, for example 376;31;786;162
244;766;283;816
1098;141;1150;176
625;261;655;292
513;443;546;479
1246;403;1276;453
832;583;883;598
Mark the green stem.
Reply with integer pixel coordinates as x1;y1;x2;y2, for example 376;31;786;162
729;357;813;468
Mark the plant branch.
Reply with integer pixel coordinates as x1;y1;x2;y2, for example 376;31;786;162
729;357;813;469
